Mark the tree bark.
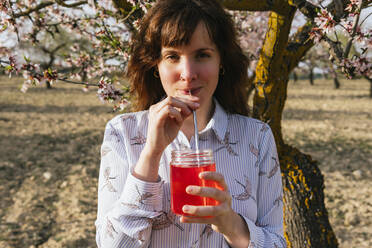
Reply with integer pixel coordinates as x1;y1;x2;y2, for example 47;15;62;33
280;145;338;247
251;2;338;247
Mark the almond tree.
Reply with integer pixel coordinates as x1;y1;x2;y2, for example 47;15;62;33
1;0;371;247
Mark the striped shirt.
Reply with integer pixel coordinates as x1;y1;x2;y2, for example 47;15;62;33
95;99;286;248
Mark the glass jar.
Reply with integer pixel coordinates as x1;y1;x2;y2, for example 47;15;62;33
170;149;218;215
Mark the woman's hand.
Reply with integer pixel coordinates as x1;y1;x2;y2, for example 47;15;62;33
133;95;199;182
180;171;250;248
144;95;199;155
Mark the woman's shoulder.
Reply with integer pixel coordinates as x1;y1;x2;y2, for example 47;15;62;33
230;114;271;133
106;110;149;127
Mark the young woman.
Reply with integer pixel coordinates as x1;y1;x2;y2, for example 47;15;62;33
95;0;285;247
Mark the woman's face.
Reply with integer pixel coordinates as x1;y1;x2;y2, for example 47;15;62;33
157;22;221;109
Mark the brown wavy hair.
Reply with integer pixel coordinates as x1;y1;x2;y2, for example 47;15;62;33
126;0;249;116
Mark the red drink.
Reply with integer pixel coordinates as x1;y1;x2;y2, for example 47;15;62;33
170;150;218;216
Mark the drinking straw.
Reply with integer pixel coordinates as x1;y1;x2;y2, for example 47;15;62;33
193;110;199;151
189;90;200;151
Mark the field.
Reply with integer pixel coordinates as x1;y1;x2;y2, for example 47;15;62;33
0;76;371;247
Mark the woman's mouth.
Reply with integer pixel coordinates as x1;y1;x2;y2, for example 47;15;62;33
181;87;202;96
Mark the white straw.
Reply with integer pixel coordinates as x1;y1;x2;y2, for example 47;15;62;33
193;110;199;150
189;90;199;151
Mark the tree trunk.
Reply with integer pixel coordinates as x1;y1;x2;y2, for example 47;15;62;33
252;6;338;248
309;67;314;85
364;77;372;98
333;77;340;89
45;81;52;89
329;62;340;89
292;72;298;83
280;145;338;247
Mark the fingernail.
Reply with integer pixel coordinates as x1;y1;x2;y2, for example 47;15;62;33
183;205;190;212
186;186;196;193
193;102;200;107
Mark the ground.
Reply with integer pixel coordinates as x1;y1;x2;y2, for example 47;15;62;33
0;76;371;247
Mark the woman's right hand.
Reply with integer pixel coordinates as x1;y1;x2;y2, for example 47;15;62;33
133;95;199;182
144;95;199;156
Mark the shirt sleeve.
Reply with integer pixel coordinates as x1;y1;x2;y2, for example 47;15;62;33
241;126;286;248
95;120;164;248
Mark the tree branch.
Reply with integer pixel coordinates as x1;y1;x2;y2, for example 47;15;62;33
55;0;88;8
286;23;314;71
13;0;87;18
0;59;99;86
344;0;363;58
359;11;372;27
334;0;344;19
287;0;318;19
218;0;275;11
253;5;297;147
13;1;54;18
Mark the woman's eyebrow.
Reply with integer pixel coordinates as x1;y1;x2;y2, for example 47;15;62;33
161;47;215;54
196;48;215;52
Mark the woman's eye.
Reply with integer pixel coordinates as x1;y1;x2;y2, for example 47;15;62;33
197;53;211;59
165;54;179;61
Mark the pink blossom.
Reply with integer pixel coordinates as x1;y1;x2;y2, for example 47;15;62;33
345;0;361;12
345;4;353;12
367;35;372;48
352;57;371;77
314;10;336;34
113;99;130;111
20;79;32;93
126;0;150;13
8;55;21;72
309;27;324;43
340;18;353;34
340;57;372;78
82;85;89;92
97;77;123;103
0;0;9;13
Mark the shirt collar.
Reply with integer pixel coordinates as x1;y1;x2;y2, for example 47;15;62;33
201;98;228;141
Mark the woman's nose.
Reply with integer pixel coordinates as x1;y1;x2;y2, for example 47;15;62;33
179;59;197;82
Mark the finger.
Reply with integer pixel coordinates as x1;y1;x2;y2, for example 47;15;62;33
199;172;228;191
157;96;199;115
174;94;200;108
174;89;200;100
157;105;183;125
182;204;225;217
169;96;200;114
186;185;228;202
180;215;214;224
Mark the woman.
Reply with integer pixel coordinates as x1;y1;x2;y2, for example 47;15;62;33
95;0;285;247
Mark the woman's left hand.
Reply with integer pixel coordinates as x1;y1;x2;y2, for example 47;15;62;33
180;172;250;246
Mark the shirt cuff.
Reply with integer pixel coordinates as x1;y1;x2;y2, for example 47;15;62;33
240;215;264;248
119;171;163;212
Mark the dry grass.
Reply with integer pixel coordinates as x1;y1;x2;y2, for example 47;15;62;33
0;76;371;247
0;76;114;247
282;78;372;248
